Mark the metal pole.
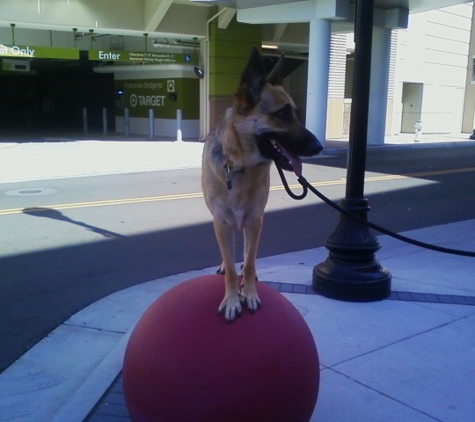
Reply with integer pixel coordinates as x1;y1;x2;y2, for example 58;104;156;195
176;109;183;142
345;0;373;200
313;0;391;301
82;107;88;135
149;109;154;139
144;33;148;53
124;108;130;137
102;107;108;135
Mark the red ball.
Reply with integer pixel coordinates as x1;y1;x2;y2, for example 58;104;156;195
123;275;319;422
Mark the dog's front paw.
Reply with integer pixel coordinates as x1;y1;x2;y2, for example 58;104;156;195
218;294;242;322
240;286;261;312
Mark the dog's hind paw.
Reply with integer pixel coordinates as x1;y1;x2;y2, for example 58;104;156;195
218;295;242;322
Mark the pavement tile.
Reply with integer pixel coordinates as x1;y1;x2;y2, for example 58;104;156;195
389;259;475;296
313;369;438;422
258;265;314;285
0;325;122;422
283;293;469;368
64;276;186;333
331;314;475;422
411;302;475;318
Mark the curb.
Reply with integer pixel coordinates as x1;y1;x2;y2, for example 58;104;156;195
323;139;475;155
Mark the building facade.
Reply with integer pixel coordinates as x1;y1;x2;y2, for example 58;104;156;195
1;1;474;141
325;2;474;140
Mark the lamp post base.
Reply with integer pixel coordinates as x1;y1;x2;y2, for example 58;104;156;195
313;259;391;301
313;198;391;301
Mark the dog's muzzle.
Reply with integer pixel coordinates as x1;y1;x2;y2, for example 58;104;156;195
257;129;322;177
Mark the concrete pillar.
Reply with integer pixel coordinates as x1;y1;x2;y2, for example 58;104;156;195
199;38;208;141
367;27;392;145
461;1;475;133
306;17;331;146
326;33;348;139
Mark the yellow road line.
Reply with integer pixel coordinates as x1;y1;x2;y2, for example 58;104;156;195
0;192;204;216
1;167;474;216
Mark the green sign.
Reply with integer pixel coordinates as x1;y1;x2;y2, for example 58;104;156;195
0;44;79;59
0;45;195;64
89;49;195;65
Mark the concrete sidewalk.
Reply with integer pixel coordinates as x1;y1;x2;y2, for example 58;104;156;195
0;137;205;184
0;131;475;184
0;133;474;421
1;221;474;422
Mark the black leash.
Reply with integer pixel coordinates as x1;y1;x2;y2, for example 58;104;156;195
275;164;475;258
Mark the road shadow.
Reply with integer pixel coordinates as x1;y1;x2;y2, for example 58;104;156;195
302;145;475;178
22;207;126;239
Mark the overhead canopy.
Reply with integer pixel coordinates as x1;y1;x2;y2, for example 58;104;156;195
0;0;472;40
191;0;470;14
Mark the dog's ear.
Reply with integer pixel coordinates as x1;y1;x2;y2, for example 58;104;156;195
234;47;266;111
266;54;285;86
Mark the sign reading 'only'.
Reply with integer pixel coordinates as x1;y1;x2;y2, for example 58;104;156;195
0;44;79;59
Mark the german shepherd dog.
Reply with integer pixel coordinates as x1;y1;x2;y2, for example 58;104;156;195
202;47;323;321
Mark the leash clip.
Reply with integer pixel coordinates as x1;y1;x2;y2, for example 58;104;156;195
224;165;232;190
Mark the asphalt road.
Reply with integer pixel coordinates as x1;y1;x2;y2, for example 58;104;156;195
1;146;474;372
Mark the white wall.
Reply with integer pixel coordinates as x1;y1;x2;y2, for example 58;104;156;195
0;0;207;37
115;116;199;139
0;0;144;32
392;3;472;134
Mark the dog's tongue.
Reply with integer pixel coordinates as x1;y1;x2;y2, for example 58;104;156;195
280;144;303;177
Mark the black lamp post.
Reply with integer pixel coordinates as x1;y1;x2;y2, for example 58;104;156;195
313;0;391;300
